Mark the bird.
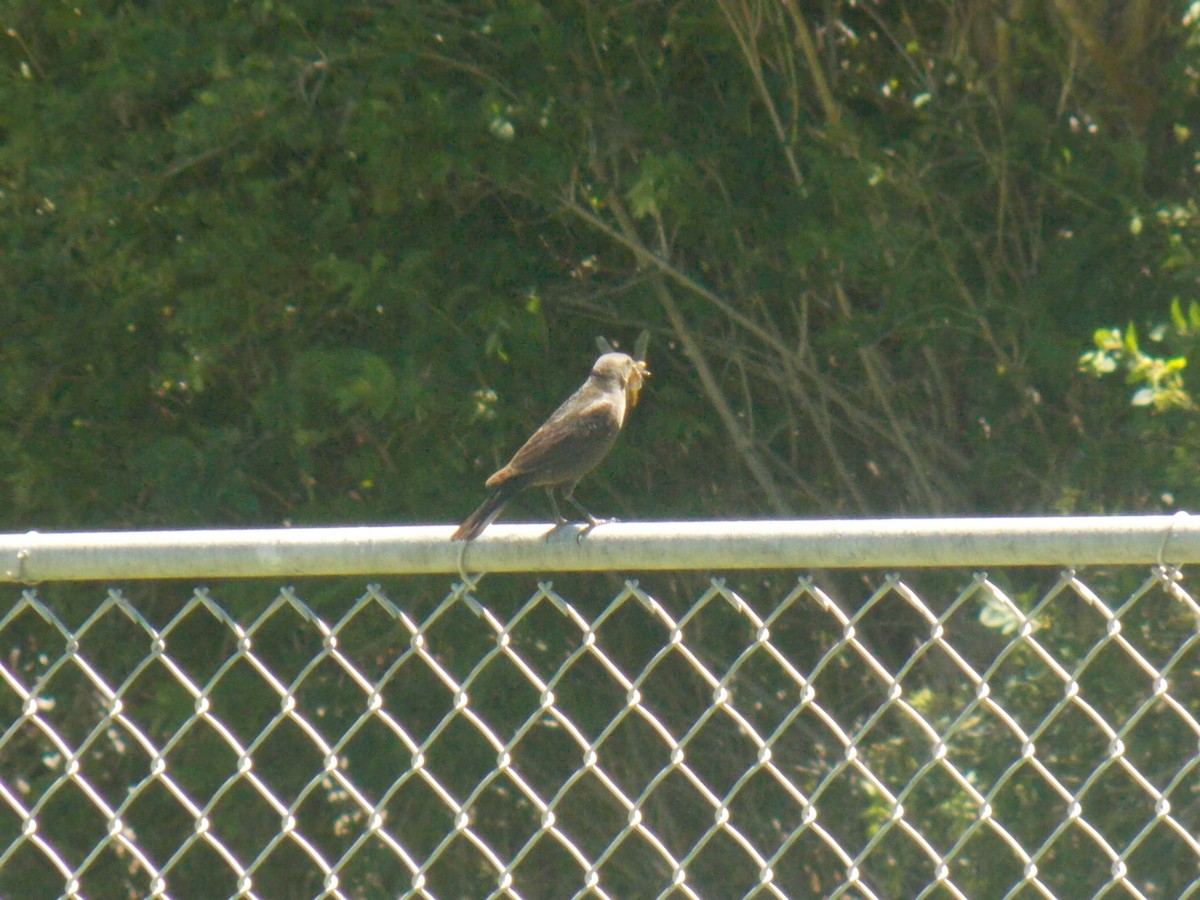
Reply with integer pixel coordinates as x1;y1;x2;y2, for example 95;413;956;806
452;350;649;541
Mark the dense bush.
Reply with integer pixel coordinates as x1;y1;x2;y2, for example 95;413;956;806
2;2;1198;897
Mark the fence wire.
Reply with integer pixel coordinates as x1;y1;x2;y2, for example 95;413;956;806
1;524;1199;898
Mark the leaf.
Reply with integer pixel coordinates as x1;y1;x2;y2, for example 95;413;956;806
979;593;1024;636
1170;296;1188;333
1123;323;1140;355
1081;351;1117;374
625;173;660;220
1130;387;1156;406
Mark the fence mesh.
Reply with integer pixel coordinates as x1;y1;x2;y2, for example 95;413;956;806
2;558;1199;898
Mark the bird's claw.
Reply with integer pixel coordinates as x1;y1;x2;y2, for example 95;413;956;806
576;516;618;543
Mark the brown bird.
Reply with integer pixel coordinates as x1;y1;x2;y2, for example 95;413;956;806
452;350;649;541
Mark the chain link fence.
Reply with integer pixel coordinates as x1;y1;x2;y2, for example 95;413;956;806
1;519;1199;898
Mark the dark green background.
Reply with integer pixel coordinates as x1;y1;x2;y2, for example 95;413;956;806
2;3;1198;897
4;1;1198;533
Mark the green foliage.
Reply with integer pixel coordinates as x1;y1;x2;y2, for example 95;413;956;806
3;1;1196;525
3;1;1200;895
1080;314;1195;413
1081;189;1200;424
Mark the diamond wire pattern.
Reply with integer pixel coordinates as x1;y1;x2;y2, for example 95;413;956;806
0;566;1198;898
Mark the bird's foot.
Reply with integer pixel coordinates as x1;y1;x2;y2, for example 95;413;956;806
576;515;618;543
543;519;572;542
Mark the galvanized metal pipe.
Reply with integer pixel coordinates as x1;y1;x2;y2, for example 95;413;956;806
0;515;1197;581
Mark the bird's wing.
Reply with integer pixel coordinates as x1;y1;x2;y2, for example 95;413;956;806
487;400;622;488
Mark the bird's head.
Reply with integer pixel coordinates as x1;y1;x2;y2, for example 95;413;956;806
592;352;651;407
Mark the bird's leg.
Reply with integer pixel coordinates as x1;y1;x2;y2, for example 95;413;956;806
568;495;601;528
562;482;617;532
545;487;569;526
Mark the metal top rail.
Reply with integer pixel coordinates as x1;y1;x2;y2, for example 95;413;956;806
0;515;1196;581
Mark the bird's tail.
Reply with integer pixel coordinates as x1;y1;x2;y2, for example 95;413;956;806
451;480;522;541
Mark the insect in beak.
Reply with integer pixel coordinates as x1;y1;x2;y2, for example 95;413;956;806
628;359;650;407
